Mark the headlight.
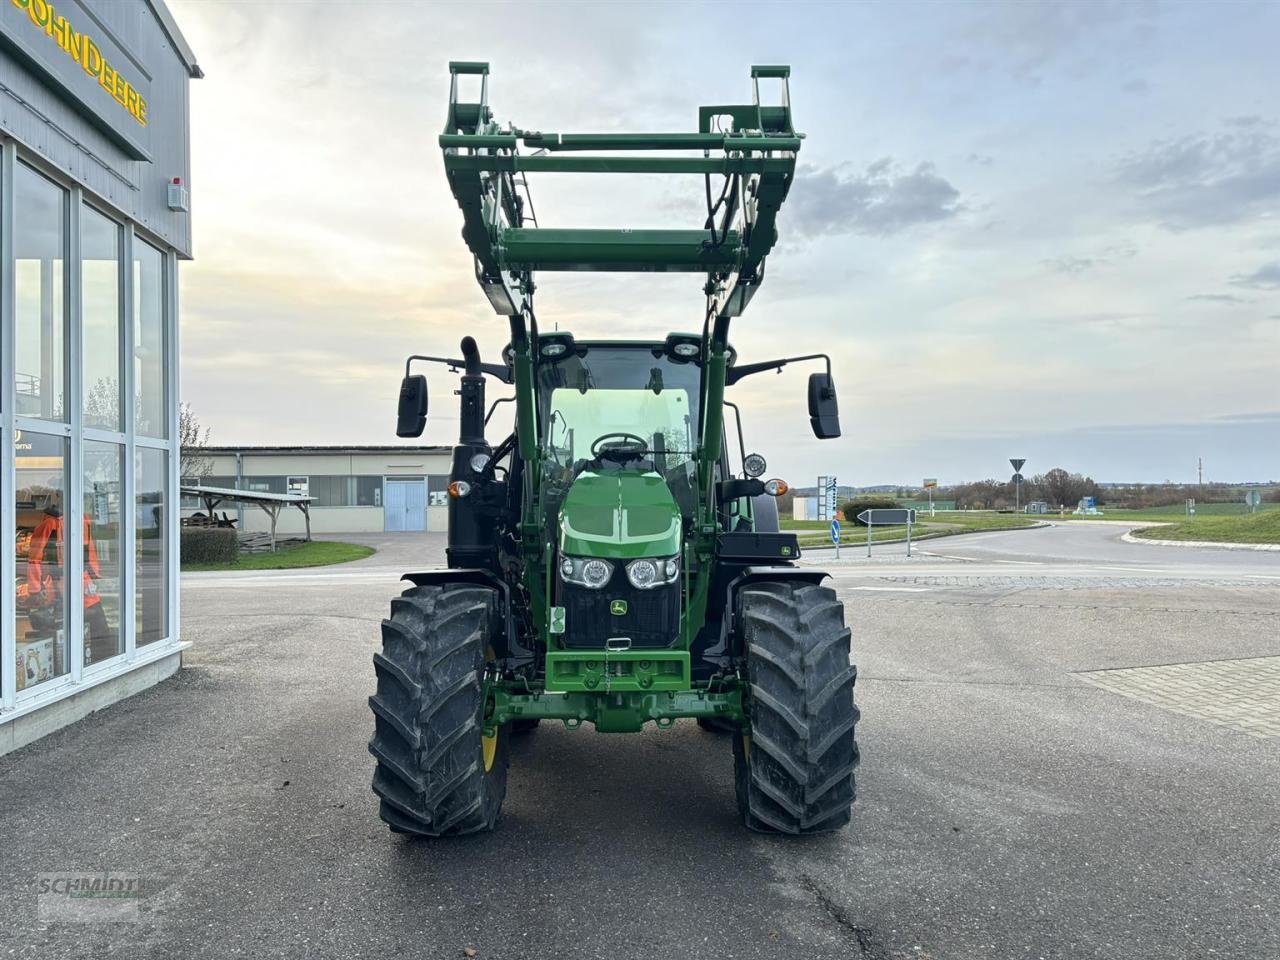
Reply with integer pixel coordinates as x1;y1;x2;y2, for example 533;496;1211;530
625;556;680;590
743;453;767;478
559;556;614;589
469;453;491;473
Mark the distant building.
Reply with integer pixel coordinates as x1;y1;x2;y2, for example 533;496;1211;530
185;446;456;534
793;497;819;521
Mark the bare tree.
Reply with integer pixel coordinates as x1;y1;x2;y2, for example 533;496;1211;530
84;377;120;427
179;403;213;480
1036;467;1101;509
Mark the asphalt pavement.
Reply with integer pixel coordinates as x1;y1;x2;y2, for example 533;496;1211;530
2;524;1278;959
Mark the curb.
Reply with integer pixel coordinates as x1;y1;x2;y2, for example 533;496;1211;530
1121;530;1280;552
799;521;1053;552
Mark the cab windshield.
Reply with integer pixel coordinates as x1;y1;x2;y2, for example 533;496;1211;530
536;344;702;511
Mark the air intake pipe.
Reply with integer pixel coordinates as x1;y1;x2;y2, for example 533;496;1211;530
458;336;486;445
447;336;497;569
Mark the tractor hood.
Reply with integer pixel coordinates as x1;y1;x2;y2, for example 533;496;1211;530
558;469;681;559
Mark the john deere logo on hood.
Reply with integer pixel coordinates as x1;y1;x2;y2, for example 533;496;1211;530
610;599;628;616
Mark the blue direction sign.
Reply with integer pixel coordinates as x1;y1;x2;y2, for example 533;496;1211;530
830;519;841;543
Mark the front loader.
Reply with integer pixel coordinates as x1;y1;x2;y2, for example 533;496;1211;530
369;63;859;836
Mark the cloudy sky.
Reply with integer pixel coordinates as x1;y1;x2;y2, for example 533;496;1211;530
171;0;1279;486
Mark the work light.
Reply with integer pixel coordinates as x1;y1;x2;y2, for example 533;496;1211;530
559;556;614;589
582;559;611;587
625;556;680;590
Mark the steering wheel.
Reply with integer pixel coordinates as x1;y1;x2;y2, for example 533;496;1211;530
591;432;650;464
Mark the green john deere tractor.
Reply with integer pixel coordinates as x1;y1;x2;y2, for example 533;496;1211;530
369;62;859;836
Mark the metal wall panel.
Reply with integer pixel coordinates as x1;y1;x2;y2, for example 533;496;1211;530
0;0;194;257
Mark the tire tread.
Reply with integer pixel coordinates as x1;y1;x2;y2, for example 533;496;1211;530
368;583;507;837
735;582;859;835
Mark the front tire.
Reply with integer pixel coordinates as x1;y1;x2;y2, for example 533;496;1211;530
369;583;508;837
733;581;859;834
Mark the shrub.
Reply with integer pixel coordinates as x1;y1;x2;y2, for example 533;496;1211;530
841;496;900;525
181;527;239;565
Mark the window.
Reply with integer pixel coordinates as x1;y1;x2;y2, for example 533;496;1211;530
82;205;123;431
181;475;237;510
136;448;168;647
133;240;167;438
356;476;383;507
13;164;67;422
14;431;71;690
243;476;286;495
427;474;450;507
309;476;351;507
84;441;124;664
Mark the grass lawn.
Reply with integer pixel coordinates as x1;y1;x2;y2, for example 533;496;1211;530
1130;510;1280;545
1056;502;1280;523
182;540;376;572
781;511;1040;548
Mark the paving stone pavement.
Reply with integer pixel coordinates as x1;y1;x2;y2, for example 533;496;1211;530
1076;655;1280;738
875;574;1277;590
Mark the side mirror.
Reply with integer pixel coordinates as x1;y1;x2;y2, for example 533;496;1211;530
807;372;841;439
396;374;428;437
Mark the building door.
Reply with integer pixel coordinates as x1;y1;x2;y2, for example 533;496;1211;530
384;479;426;532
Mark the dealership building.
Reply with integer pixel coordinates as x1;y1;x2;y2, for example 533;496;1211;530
1;0;199;754
187;446;456;534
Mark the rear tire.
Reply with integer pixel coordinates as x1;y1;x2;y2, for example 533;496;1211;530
733;581;859;834
369;583;508;837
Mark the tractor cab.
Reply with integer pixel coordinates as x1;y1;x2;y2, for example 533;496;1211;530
536;337;703;520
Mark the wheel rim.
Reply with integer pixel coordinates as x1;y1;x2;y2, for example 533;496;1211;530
481;729;498;772
482;645;498;773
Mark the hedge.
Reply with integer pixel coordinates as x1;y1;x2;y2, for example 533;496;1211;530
181;527;239;565
840;496;901;525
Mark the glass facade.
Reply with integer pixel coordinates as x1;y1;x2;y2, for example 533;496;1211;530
82;205;123;432
84;440;125;664
3;144;180;706
14;433;71;688
135;447;168;648
13;163;67;423
134;241;167;439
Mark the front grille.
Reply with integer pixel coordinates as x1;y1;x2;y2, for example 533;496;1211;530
558;571;679;649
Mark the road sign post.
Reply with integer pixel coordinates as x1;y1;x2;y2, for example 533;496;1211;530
1010;459;1026;514
830;518;841;560
924;477;938;517
857;508;918;559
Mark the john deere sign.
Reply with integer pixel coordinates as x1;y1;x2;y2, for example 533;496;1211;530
8;0;149;125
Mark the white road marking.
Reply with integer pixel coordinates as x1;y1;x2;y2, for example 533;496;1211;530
844;586;932;593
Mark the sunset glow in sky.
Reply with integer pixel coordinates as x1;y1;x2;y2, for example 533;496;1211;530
172;1;1279;485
